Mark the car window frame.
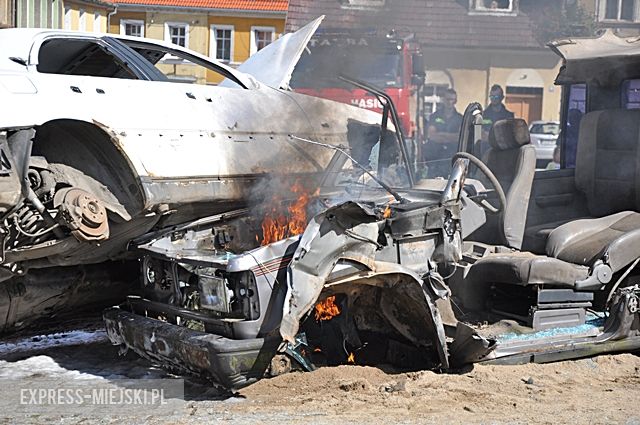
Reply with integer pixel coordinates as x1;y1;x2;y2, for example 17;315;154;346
119;38;249;89
621;78;640;109
26;32;250;89
28;33;157;81
559;82;588;170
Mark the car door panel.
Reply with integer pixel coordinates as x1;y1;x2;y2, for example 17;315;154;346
526;169;588;226
523;168;589;251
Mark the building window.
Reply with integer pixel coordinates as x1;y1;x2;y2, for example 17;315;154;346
469;0;517;15
250;26;275;55
79;9;85;31
120;19;144;37
211;25;234;62
601;0;637;21
165;22;189;48
93;11;102;33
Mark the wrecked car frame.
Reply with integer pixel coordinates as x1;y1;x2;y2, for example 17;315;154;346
105;171;469;387
105;29;640;390
104;127;640;389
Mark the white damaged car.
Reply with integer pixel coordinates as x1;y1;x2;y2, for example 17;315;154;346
0;18;396;331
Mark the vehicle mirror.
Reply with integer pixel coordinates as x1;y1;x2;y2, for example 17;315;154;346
412;53;425;77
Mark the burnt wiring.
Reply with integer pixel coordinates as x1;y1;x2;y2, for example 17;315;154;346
342;336;367;359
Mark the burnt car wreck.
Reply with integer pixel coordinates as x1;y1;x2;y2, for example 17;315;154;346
1;20;639;390
105;30;640;389
104;116;640;389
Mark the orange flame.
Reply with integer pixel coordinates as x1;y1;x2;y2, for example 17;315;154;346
347;352;355;364
383;196;395;219
260;180;314;246
314;295;341;321
383;205;392;219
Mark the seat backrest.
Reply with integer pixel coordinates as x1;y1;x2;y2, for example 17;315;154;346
575;109;640;217
479;119;537;249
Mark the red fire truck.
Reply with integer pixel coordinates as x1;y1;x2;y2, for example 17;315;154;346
290;31;426;145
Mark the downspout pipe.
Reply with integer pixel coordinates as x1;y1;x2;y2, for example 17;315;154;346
107;5;117;30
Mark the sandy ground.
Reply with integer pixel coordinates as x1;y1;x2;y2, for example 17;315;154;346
236;356;640;424
0;325;638;424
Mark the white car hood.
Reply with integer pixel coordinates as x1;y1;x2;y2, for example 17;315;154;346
220;16;324;89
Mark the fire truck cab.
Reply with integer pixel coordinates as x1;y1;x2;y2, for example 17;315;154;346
290;31;425;149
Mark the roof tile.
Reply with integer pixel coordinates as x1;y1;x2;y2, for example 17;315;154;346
286;0;544;49
103;0;288;12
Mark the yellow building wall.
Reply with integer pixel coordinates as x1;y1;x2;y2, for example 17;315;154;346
208;16;285;63
424;45;562;123
435;67;561;123
487;64;562;122
107;10;285;85
108;11;146;35
64;2;111;32
206;16;285;84
448;68;488;113
0;0;12;28
143;12;208;84
145;12;208;53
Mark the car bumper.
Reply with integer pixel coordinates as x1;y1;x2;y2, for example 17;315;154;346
103;307;280;390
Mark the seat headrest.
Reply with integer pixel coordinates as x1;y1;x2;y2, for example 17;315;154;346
488;119;530;150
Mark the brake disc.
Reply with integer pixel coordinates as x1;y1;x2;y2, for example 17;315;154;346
56;187;109;241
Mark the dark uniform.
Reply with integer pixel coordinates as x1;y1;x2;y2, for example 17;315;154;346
482;104;514;130
422;108;463;177
478;103;515;157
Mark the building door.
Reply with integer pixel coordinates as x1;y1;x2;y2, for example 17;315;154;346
505;86;543;124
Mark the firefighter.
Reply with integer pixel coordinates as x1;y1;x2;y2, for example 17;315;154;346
475;84;516;157
422;88;463;178
483;84;514;130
